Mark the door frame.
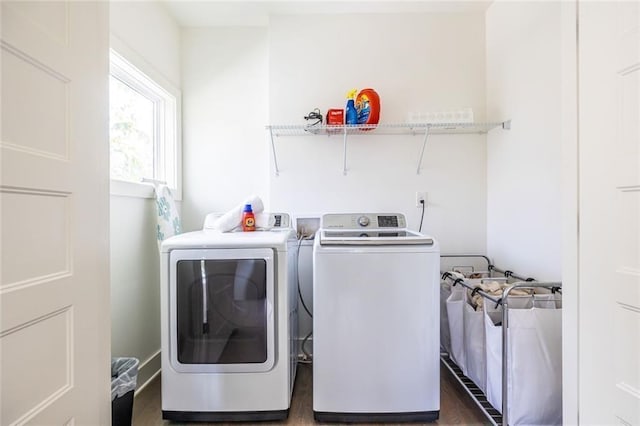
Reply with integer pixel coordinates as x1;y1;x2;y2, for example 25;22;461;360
561;1;579;424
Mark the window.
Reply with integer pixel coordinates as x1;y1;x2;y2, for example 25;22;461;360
109;49;180;197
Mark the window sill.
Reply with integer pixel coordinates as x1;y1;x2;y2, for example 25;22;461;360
110;180;182;201
110;179;155;199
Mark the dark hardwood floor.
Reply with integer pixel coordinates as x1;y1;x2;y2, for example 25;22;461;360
132;363;489;425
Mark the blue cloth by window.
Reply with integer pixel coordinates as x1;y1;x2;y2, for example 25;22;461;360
155;184;181;249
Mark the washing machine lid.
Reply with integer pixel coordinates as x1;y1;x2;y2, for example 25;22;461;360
319;229;433;246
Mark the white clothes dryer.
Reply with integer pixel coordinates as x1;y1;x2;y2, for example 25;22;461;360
313;213;440;422
160;214;298;422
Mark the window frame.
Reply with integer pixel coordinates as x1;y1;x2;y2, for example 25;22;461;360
109;36;182;200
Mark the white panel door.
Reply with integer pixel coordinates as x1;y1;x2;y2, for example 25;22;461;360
579;1;640;424
612;2;640;423
0;2;110;425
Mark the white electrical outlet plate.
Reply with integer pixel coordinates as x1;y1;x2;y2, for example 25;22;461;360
416;192;427;207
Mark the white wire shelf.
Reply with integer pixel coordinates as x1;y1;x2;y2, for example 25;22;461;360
267;121;510;136
266;120;511;175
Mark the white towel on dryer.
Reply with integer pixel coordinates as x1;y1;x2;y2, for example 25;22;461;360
210;195;264;232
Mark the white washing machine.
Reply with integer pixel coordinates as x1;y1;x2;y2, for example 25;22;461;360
313;213;440;422
160;214;298;422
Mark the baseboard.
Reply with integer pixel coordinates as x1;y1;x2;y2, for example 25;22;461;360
135;349;161;396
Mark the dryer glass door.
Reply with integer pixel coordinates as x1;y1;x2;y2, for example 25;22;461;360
169;248;275;373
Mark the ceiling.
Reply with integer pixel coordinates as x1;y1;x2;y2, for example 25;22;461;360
161;0;492;27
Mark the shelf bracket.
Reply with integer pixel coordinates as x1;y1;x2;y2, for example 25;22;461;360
268;126;280;176
342;127;348;176
416;125;431;174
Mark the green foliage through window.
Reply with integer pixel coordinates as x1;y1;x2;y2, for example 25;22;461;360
109;75;154;182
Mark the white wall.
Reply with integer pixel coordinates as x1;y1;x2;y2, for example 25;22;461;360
110;1;181;88
268;13;488;254
181;13;488;345
109;195;162;387
485;2;562;281
181;27;269;232
181;13;488;251
109;1;181;389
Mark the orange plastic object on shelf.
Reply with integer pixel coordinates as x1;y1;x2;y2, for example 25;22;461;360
356;88;380;129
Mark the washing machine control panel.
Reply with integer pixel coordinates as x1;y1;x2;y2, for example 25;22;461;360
322;213;406;229
357;216;370;227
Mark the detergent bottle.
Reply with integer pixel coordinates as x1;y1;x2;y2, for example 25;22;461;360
356;88;380;129
241;204;256;232
345;89;358;125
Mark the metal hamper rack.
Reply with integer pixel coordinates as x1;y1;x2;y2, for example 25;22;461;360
439;254;562;426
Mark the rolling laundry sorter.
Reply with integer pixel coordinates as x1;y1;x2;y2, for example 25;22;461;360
440;256;563;426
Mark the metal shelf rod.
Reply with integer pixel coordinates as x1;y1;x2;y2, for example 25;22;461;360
416;126;430;174
343;127;348;175
269;127;280;176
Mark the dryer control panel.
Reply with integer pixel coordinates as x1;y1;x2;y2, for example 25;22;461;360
203;212;291;230
321;213;406;229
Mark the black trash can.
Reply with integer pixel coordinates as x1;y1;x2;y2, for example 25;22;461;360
111;357;139;426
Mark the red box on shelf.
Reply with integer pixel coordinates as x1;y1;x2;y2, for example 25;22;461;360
326;109;344;126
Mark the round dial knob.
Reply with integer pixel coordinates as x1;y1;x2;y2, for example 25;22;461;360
357;216;370;227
